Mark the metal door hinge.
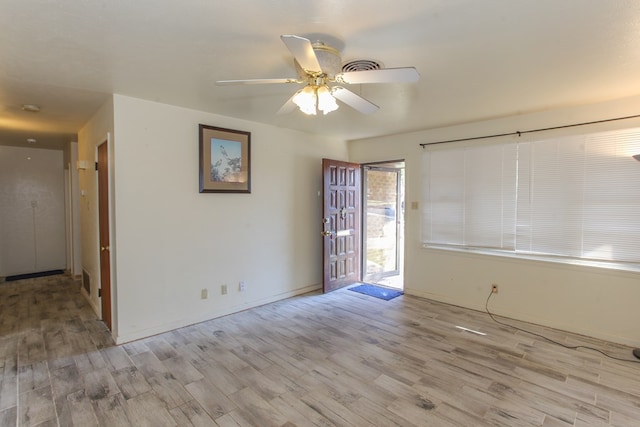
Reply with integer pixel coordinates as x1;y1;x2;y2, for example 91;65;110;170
98;288;102;298
95;162;99;171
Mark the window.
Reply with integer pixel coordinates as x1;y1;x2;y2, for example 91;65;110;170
422;143;517;250
422;127;640;265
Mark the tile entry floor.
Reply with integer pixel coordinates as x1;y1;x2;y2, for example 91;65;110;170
1;274;640;426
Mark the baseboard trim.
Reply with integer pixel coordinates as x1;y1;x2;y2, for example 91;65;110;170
80;286;100;317
114;283;321;344
405;287;639;348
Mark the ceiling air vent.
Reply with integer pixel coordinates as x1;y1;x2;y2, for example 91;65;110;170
341;59;383;73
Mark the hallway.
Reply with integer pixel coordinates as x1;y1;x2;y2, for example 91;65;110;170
0;275;113;426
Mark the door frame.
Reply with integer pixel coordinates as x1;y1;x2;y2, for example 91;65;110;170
97;138;113;331
361;159;405;288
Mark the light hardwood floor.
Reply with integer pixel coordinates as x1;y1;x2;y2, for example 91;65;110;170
1;275;640;426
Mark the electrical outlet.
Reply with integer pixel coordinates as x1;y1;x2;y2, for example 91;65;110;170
239;281;246;292
221;284;227;295
491;284;498;293
201;288;208;299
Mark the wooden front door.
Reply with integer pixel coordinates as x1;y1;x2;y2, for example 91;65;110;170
98;142;112;330
322;159;361;292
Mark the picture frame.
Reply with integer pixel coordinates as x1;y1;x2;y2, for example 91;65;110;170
199;124;251;193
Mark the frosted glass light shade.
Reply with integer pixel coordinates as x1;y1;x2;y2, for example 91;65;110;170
317;86;339;115
293;86;317;115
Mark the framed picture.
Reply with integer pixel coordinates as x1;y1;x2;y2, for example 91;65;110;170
199;124;251;193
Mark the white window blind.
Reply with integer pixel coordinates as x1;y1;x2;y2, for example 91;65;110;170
580;131;640;262
422;143;517;250
516;135;586;257
422;127;640;264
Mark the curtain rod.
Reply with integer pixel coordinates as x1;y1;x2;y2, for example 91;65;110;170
419;113;640;147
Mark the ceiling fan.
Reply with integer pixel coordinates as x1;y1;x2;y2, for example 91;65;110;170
216;35;420;116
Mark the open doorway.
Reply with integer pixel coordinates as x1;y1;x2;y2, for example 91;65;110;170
362;161;405;290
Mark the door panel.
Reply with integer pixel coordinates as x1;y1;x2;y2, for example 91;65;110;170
98;142;112;331
322;158;361;292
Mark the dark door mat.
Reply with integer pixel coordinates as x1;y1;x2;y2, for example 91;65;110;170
348;283;403;300
5;269;65;282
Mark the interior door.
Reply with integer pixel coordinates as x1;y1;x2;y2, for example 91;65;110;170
322;158;361;292
98;142;112;330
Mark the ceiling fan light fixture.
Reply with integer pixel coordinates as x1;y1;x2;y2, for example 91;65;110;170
217;35;417;115
317;86;339;115
293;85;317;115
292;84;339;116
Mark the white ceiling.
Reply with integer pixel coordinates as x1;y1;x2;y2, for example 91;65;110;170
2;0;640;150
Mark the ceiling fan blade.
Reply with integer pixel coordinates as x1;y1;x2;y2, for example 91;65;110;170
337;67;420;84
280;35;322;73
331;87;379;114
216;78;299;85
276;93;298;115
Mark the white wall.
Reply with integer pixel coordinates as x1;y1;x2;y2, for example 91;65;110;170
348;94;640;347
0;146;66;276
78;96;115;315
104;95;347;343
64;141;83;278
69;142;83;277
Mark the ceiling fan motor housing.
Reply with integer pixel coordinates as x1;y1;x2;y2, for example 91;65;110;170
294;42;342;81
